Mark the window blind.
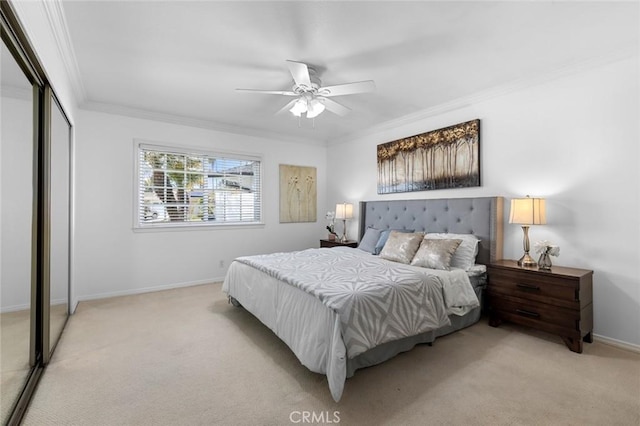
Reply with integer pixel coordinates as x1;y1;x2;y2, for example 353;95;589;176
136;143;262;228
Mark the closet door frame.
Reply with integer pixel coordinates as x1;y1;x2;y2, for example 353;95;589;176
42;87;72;363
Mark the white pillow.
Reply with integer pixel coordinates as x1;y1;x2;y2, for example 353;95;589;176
425;233;480;270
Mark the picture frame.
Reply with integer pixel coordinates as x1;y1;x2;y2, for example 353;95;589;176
377;119;480;194
279;164;317;223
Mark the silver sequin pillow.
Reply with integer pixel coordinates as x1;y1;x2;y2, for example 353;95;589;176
410;238;462;270
379;231;424;264
425;233;480;270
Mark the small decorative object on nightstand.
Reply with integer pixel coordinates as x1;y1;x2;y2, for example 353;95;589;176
320;239;357;248
534;240;560;271
486;259;593;353
325;211;338;241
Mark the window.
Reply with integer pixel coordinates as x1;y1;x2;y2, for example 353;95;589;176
136;142;262;228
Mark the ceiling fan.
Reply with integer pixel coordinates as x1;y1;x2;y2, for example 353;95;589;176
236;60;375;119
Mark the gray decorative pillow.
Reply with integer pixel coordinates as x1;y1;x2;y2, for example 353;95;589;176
410;238;462;270
358;227;383;254
379;231;424;264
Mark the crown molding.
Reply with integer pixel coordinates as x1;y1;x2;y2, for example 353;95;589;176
81;101;327;147
331;44;638;146
42;0;87;103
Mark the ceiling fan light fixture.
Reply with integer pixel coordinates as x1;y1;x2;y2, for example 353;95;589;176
306;98;325;119
238;60;374;120
289;98;307;117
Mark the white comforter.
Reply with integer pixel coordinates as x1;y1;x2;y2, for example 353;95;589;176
222;247;479;401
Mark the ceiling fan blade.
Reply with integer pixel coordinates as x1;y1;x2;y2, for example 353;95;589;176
236;88;297;96
286;60;312;88
275;99;299;115
319;80;376;97
321;98;351;116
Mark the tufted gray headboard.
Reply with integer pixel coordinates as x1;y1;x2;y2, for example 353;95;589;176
359;197;503;265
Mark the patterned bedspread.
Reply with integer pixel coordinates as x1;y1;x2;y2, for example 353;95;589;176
235;247;452;358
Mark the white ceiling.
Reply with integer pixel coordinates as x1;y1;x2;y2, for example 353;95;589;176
57;1;638;144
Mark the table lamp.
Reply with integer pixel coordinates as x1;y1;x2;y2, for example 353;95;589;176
335;202;354;243
509;196;546;266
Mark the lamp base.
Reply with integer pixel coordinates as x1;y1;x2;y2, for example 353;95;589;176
517;253;537;267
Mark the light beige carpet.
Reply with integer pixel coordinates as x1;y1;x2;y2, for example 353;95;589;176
23;283;640;425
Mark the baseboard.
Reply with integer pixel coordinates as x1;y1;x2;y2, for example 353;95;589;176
3;299;75;313
76;277;225;303
0;303;30;314
594;334;640;354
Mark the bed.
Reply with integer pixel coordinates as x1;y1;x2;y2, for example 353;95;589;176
222;196;503;401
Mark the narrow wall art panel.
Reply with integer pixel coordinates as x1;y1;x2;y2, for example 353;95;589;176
377;119;480;194
279;164;317;223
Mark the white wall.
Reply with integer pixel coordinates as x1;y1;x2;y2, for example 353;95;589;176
73;110;327;303
328;57;640;348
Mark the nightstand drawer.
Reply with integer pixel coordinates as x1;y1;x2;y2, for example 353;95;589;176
488;293;578;332
488;269;578;308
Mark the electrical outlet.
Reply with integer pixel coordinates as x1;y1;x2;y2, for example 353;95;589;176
219;260;225;268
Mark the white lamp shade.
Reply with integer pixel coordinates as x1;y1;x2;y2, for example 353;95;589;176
509;197;546;225
335;203;354;220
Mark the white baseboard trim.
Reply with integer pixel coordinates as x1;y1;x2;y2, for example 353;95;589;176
594;334;640;354
0;303;30;314
76;277;224;304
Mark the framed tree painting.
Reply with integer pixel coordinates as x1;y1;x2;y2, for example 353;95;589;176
377;119;480;194
279;164;317;223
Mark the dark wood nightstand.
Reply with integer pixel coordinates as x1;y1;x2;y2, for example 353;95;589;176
320;239;358;248
486;259;593;353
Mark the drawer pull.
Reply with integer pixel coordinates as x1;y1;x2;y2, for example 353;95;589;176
516;309;540;318
516;283;540;291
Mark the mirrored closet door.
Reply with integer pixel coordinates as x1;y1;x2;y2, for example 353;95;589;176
0;32;37;426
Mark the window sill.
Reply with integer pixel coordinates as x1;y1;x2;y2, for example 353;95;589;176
132;222;265;233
